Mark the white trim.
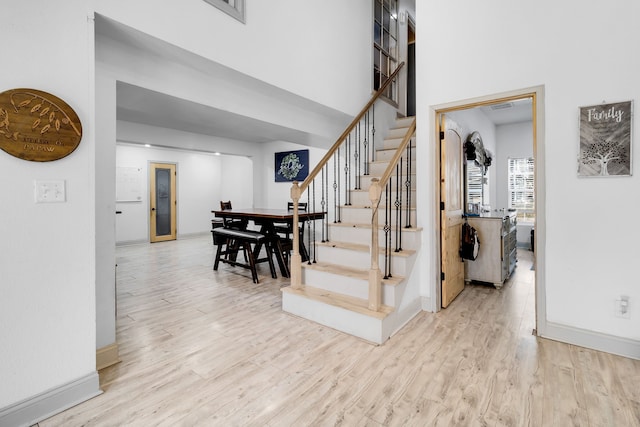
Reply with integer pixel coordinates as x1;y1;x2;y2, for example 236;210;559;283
431;85;546;335
96;343;120;371
421;295;434;312
540;322;640;361
0;372;101;427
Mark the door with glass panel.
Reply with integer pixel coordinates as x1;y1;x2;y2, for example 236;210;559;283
150;162;177;242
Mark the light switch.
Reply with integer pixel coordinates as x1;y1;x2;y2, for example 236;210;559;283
35;180;66;203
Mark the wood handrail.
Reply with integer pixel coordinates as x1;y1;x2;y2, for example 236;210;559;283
371;118;416;215
297;62;405;194
289;62;406;290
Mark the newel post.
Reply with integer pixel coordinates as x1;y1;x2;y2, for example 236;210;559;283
290;181;302;289
368;178;382;311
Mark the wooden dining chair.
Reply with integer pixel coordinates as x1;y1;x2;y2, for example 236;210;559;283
220;200;248;231
274;202;307;239
275;202;309;262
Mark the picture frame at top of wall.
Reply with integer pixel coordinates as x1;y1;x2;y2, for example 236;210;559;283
578;100;633;177
275;149;309;182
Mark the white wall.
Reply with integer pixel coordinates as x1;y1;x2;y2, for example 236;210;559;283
417;0;640;349
254;141;327;210
0;0;99;410
95;0;372;115
220;156;254;209
115;144;243;244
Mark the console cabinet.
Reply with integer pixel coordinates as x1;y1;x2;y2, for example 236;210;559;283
464;212;517;288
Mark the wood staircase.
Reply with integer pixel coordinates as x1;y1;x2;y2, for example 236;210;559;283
281;116;421;344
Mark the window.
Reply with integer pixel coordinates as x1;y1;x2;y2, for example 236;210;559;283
203;0;245;23
373;0;398;101
508;157;535;222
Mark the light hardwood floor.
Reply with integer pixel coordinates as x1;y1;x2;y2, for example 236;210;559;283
40;235;640;426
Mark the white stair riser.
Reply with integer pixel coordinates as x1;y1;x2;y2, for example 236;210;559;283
369;161;415;176
302;267;398;306
376;148;417;162
340;207;417;226
316;245;412;275
394;117;415;127
382;137;416;150
327;225;421;250
359;175;416;191
281;291;392;344
387;126;413;138
349;189;417;206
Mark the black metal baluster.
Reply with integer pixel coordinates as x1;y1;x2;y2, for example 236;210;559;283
371;104;376;163
308;184;312;264
333;147;341;222
324;163;330;241
396;160;403;252
312;180;317;263
321;166;326;242
406;138;413;228
345;135;351;206
383;183;392;279
355;121;361;190
364;111;370;176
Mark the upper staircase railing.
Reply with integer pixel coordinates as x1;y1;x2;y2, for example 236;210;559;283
288;63;407;307
368;118;416;309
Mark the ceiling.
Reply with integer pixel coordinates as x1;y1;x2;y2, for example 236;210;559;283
478;97;533;125
116;87;533;147
116;82;315;144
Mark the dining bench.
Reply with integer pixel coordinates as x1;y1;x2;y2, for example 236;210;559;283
212;228;277;283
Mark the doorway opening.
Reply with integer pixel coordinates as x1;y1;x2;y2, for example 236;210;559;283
150;162;177;242
435;87;543;335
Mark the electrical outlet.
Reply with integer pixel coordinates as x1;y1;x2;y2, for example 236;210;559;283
614;295;630;319
35;180;66;203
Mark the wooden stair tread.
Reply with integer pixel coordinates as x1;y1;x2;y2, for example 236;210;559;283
377;144;416;152
339;203;417;210
281;285;394;320
329;221;423;232
369;160;415;167
349;189;416;194
317;241;415;257
359;172;417;177
301;261;404;286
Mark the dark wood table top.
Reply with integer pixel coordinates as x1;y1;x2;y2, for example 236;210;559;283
212;208;325;221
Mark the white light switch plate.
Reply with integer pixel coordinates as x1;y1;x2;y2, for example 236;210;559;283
35;180;66;203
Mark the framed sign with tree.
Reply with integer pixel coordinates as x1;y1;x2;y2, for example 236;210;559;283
578;100;632;177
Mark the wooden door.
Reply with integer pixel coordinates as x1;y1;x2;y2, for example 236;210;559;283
440;116;465;307
150;162;177;242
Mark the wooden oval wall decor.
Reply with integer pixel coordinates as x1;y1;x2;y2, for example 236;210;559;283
0;88;82;162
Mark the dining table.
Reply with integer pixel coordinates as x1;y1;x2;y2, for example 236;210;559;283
211;207;325;278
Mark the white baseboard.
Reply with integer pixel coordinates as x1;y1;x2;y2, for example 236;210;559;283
96;343;120;371
115;238;147;247
540;321;640;360
178;231;210;240
421;296;434;312
0;372;101;427
116;232;210;247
